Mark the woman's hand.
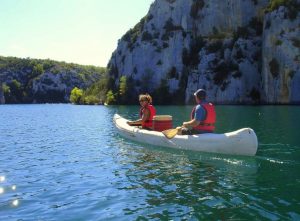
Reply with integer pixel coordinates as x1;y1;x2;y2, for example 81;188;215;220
127;121;142;126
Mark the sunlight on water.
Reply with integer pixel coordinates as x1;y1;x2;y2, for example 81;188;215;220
265;158;284;164
211;157;245;166
0;187;4;194
12;199;19;207
0;176;5;182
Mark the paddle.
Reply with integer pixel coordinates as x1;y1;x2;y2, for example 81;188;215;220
162;127;181;139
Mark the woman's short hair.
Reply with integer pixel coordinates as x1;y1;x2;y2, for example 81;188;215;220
139;93;153;104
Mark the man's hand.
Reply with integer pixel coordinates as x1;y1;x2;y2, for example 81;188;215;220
182;122;191;129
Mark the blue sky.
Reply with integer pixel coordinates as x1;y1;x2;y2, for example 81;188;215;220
0;0;154;67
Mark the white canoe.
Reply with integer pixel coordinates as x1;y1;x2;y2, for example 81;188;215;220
113;114;258;156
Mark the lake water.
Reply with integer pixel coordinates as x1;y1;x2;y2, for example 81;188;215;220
0;104;300;220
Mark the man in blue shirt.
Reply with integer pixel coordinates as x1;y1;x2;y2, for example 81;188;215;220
177;89;216;135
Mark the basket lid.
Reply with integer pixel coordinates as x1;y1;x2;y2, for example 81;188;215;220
153;115;172;121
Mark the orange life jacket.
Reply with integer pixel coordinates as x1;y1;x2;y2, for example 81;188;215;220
191;103;216;132
140;104;156;129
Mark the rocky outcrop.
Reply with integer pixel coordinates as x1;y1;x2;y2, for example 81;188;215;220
107;0;300;104
262;5;300;104
30;69;98;103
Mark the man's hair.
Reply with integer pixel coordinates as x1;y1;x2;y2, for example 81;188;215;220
194;89;206;100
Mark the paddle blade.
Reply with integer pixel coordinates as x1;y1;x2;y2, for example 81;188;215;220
162;128;178;139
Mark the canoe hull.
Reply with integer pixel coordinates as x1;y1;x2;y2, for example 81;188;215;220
113;114;258;156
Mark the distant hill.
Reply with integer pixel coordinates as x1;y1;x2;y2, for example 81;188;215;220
0;56;106;104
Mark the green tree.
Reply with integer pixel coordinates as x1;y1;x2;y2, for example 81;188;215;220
82;76;109;104
119;75;128;104
117;75;137;104
119;76;127;96
31;64;44;78
153;79;171;104
2;83;11;102
4;80;23;103
83;95;100;105
70;87;83;104
106;90;116;104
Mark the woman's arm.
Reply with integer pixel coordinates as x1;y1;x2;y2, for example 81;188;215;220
127;119;142;126
141;108;150;123
127;107;150;126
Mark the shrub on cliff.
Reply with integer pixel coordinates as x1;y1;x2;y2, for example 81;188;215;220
266;0;300;20
122;16;147;51
163;18;183;32
142;31;153;41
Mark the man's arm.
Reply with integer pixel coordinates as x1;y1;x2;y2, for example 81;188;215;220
182;119;200;129
182;105;205;129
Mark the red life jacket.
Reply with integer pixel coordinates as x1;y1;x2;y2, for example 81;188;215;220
191;103;216;132
139;104;156;129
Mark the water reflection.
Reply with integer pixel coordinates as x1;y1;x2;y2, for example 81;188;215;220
0;174;19;210
0;176;5;182
116;141;260;219
12;199;19;207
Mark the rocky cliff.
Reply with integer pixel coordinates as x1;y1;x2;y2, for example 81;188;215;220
107;0;300;104
0;83;5;104
0;56;105;104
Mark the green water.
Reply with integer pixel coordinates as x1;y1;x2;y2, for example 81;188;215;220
115;105;300;219
0;104;299;220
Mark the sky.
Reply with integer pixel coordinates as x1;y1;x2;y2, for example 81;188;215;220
0;0;154;67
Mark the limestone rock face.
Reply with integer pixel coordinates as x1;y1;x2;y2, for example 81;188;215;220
107;0;300;104
262;6;300;104
31;70;95;103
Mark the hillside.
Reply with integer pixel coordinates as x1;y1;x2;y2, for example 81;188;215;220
0;56;105;104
